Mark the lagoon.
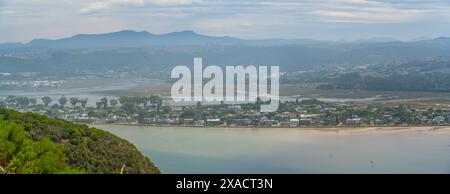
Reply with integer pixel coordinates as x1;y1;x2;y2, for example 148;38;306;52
96;125;450;174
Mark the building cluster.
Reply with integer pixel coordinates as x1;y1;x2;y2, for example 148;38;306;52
3;96;450;128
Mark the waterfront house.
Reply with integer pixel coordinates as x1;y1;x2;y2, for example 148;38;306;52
141;117;156;124
195;120;205;127
301;114;322;124
418;115;428;123
168;118;180;125
373;119;385;126
182;118;194;125
232;119;252;126
260;119;280;127
206;118;222;126
290;119;300;127
383;114;393;120
75;116;98;124
346;118;361;126
107;116;138;124
433;116;446;125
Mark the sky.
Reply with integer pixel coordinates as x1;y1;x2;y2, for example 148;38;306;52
1;0;450;43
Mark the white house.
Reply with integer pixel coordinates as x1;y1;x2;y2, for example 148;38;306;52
290;119;300;127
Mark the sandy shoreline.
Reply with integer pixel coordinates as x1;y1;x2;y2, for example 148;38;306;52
90;123;450;133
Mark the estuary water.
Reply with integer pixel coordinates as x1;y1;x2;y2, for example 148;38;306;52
96;125;450;174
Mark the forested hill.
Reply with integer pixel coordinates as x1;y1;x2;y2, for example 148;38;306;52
0;108;160;174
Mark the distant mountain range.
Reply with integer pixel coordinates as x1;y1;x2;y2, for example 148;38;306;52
4;30;448;48
1;30;450;77
28;30;242;48
0;30;325;48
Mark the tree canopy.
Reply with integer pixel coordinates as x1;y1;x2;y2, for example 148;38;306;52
0;108;160;174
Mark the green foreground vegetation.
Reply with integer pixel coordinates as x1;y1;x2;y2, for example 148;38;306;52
0;108;160;174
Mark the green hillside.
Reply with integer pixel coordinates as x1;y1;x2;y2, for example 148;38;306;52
0;108;160;174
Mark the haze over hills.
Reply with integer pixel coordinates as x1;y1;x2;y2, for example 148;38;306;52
0;30;450;79
1;30;321;48
0;29;448;48
0;30;428;48
27;30;244;48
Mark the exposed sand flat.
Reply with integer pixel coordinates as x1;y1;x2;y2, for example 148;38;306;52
285;126;450;134
92;124;450;134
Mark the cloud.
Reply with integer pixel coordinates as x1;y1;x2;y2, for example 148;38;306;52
260;0;435;23
0;10;15;15
80;0;145;14
147;0;203;6
80;0;202;14
1;0;450;42
311;7;424;23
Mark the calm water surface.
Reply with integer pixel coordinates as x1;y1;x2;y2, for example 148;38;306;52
96;125;450;174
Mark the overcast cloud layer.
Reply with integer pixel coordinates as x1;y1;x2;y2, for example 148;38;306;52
1;0;450;42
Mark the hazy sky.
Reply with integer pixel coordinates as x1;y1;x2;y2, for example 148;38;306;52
1;0;450;43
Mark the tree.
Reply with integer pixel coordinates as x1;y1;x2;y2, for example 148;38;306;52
96;102;104;110
69;97;79;107
121;102;138;115
100;97;108;109
9;138;66;174
30;98;37;106
119;96;128;104
110;99;118;108
6;96;16;106
197;101;202;110
256;97;262;111
59;96;68;108
16;96;30;107
80;98;88;108
149;96;160;107
142;97;149;108
42;96;52;107
0;120;66;174
0;109;160;174
149;95;163;113
51;104;60;110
